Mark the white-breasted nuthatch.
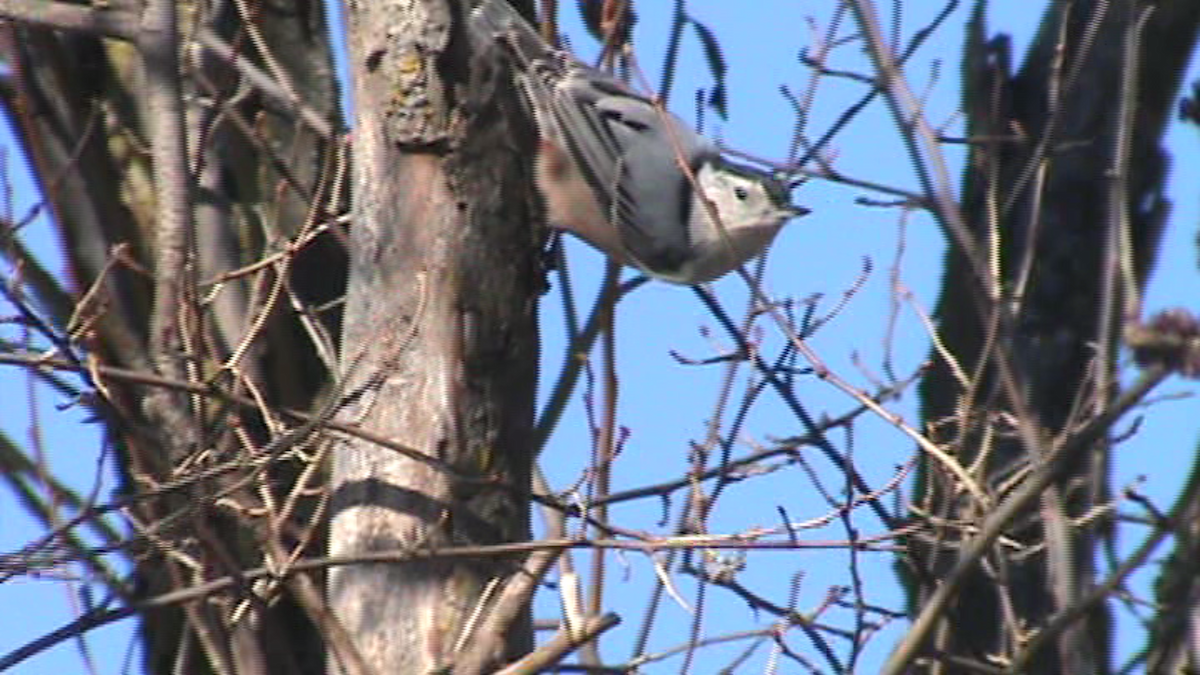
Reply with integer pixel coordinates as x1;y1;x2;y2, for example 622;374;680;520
469;0;809;284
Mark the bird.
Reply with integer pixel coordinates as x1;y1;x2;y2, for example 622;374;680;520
468;0;808;284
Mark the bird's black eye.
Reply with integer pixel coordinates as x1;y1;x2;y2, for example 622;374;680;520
734;186;749;201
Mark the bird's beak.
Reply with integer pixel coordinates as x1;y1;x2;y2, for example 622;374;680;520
783;205;811;218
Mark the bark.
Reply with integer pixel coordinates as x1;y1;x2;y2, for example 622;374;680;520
327;0;539;672
906;0;1198;672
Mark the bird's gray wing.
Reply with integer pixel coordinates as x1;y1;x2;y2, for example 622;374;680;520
544;75;643;252
469;0;707;272
548;75;712;272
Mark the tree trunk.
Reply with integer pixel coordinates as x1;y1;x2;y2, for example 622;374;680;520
327;0;540;672
1;0;344;670
906;0;1197;672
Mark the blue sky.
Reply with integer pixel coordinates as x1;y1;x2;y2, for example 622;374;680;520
2;1;1199;672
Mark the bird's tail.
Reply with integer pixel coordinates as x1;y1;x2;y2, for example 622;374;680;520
467;0;555;69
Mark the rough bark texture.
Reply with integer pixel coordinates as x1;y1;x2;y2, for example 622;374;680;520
908;0;1198;672
327;0;539;672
